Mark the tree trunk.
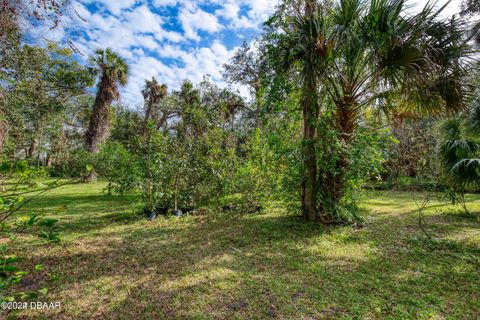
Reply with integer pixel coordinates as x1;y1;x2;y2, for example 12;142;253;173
301;0;320;221
46;154;53;166
27;119;44;159
142;101;153;135
85;74;115;154
84;75;116;182
301;76;319;221
0;116;9;155
254;82;262;129
318;98;355;223
85;99;110;153
27;137;38;159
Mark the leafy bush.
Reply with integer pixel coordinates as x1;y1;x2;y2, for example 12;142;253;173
96;142;142;194
315;111;385;224
0;161;65;302
48;149;94;178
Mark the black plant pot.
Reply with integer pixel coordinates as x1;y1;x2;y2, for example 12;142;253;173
173;209;183;217
145;210;157;221
155;206;169;215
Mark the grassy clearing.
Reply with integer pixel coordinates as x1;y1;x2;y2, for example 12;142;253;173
4;182;480;319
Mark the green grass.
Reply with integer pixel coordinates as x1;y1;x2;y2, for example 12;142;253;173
5;182;480;319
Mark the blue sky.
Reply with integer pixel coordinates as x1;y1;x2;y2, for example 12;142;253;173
35;0;461;107
36;0;276;107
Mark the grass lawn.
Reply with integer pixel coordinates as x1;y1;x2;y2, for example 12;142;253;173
4;181;480;319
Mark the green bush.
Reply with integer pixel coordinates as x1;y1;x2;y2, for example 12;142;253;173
0;161;64;302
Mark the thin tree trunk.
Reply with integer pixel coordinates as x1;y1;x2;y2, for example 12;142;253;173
46;154;53;166
301;76;319;221
0;116;9;155
27;119;44;159
254;83;262;129
27;137;38;159
301;0;319;221
142;101;153;134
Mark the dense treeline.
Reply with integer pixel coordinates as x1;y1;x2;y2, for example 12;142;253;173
0;0;479;222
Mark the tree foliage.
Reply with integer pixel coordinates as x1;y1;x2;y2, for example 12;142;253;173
262;0;474;223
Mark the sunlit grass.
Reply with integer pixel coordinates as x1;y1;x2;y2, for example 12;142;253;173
4;182;480;319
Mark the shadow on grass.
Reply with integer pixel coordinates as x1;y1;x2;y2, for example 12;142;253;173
19;193;143;236
10;203;480;319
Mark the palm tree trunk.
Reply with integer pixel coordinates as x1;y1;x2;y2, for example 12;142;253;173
85;100;110;153
318;100;355;222
301;75;319;221
84;99;108;182
142;100;153;134
84;76;115;182
301;0;320;222
85;75;114;154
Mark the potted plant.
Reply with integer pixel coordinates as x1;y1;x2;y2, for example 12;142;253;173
144;205;156;220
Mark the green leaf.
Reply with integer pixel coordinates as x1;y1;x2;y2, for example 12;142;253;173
38;288;48;295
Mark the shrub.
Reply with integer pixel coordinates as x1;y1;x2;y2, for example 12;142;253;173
0;161;65;302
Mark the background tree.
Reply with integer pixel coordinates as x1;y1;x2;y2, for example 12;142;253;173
0;43;93;159
461;0;480;44
0;0;69;68
223;41;268;128
141;77;167;133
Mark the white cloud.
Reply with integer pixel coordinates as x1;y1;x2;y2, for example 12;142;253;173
152;0;177;7
81;0;137;15
215;3;255;29
121;41;239;105
211;0;278;27
179;7;222;41
124;5;164;33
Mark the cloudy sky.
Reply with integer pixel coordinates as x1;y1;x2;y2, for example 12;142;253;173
37;0;462;108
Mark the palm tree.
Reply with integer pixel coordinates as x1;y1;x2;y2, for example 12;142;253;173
176;80;202;138
440;104;480;213
272;0;333;222
85;48;128;153
141;77;167;133
272;0;473;222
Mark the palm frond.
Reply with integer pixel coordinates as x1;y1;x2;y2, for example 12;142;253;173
450;157;480;185
468;103;480;134
440;118;462;140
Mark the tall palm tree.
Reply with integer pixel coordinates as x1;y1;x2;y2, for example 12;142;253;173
272;0;473;222
176;80;202;138
273;0;333;221
141;77;167;132
85;48;128;153
320;0;472;222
